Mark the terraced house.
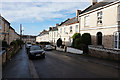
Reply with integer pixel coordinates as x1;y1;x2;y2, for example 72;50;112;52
49;24;59;46
0;16;10;44
79;0;120;50
57;15;80;46
36;30;49;43
0;16;20;45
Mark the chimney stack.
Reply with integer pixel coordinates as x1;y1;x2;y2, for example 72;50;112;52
91;0;97;5
76;10;81;17
49;27;52;31
56;23;59;26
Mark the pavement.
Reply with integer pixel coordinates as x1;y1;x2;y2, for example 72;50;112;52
2;45;120;79
2;45;31;78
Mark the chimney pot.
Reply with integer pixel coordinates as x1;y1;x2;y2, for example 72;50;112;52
56;23;59;26
91;0;97;5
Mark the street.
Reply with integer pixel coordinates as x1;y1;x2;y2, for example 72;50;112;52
2;45;120;79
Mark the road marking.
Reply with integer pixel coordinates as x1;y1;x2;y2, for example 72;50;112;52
28;60;39;78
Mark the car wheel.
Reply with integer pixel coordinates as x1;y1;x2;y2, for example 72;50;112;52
28;54;33;60
42;54;45;58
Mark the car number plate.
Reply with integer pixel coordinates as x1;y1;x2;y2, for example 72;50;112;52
36;54;41;56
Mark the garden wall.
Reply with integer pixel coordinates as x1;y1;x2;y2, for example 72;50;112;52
2;45;21;65
88;45;120;61
66;47;83;54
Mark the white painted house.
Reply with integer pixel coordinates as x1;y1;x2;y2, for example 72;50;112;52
57;17;79;46
36;30;49;42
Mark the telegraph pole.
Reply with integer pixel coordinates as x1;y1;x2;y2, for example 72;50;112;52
20;24;22;41
20;24;22;48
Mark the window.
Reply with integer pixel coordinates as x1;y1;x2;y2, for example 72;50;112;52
118;6;120;21
64;28;66;33
54;32;55;37
60;28;62;33
70;26;72;32
0;20;1;30
114;32;120;49
97;11;102;25
76;25;79;33
84;16;89;27
0;25;1;30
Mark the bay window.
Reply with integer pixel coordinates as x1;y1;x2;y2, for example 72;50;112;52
114;32;120;49
84;16;89;27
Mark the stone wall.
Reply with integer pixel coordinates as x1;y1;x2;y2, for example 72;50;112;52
2;45;21;65
2;50;6;64
88;45;120;61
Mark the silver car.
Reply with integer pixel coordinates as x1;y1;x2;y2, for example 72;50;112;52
44;45;53;51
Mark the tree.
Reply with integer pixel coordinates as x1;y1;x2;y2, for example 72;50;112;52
57;38;62;47
81;33;91;45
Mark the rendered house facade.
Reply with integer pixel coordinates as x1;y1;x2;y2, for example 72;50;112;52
79;0;120;50
58;17;79;46
49;26;59;46
36;30;49;43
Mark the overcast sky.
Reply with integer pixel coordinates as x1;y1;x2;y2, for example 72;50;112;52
0;0;103;36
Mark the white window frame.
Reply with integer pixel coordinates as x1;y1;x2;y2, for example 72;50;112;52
84;15;89;27
118;5;120;21
114;32;120;50
0;19;1;30
76;25;78;33
97;11;102;25
70;26;72;32
60;28;62;33
64;27;66;33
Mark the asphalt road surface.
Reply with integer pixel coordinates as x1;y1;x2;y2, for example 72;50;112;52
31;50;119;78
2;45;120;79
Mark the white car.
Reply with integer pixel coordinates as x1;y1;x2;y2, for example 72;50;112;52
26;43;32;49
44;45;53;51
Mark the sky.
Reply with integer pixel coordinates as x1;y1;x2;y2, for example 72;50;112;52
0;0;103;36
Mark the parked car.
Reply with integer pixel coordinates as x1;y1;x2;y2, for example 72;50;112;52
28;45;45;59
44;45;53;51
26;42;32;49
26;43;32;54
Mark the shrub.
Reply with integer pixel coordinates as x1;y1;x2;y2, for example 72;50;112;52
2;40;9;48
72;33;81;48
72;33;81;40
57;38;62;47
10;40;18;47
74;38;82;48
16;39;24;45
81;33;91;45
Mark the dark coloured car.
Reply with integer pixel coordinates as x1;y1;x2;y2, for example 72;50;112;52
28;45;45;59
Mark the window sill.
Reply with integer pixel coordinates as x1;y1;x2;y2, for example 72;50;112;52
97;24;103;27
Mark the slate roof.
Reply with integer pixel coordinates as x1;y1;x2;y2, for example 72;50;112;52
38;30;49;36
80;0;119;14
49;27;58;31
59;17;78;26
